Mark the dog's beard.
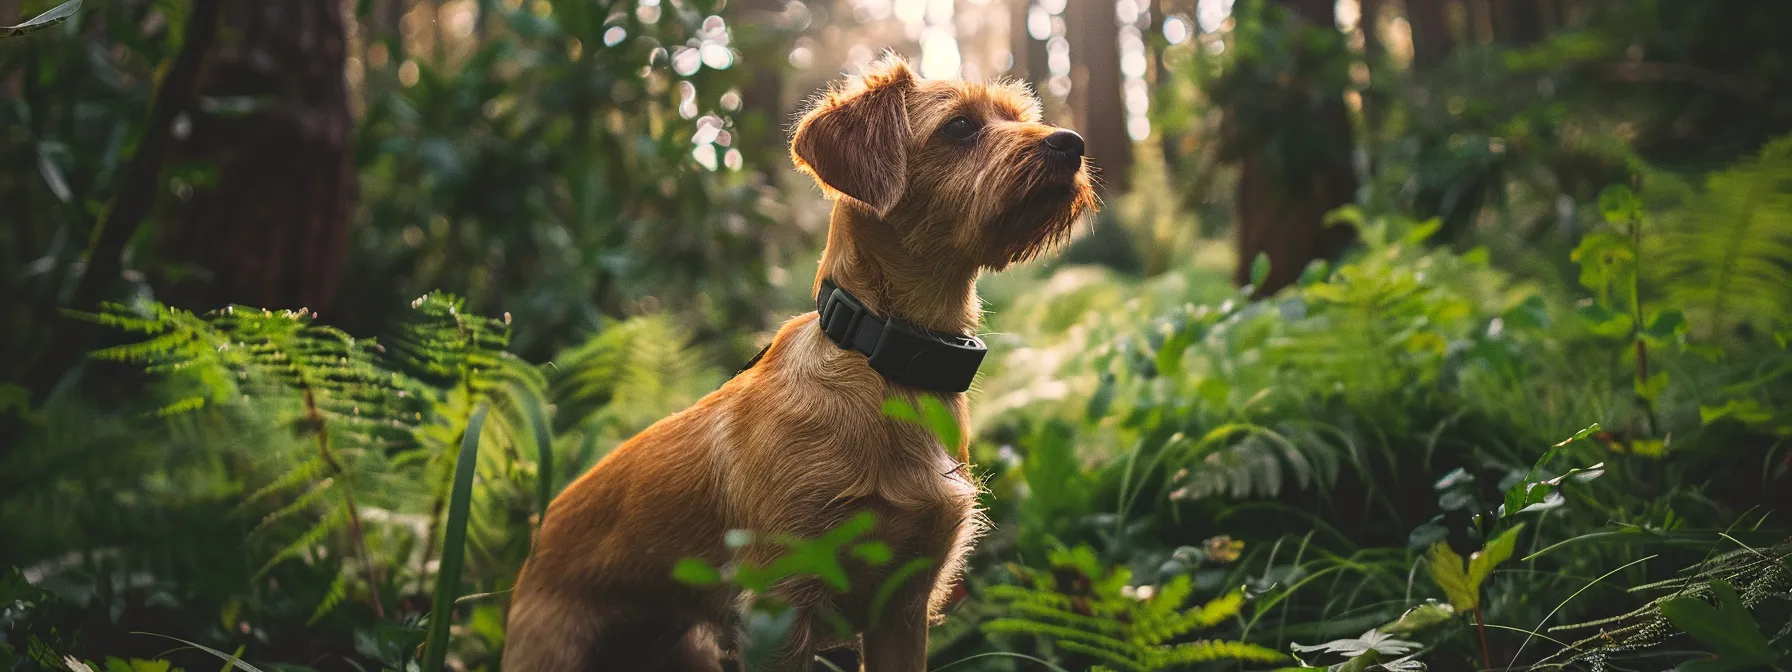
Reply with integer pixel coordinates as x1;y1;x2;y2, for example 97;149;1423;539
981;164;1096;268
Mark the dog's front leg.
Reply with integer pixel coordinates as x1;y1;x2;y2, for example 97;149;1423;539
859;594;930;672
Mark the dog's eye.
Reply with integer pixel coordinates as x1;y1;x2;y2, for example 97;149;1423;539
940;116;979;142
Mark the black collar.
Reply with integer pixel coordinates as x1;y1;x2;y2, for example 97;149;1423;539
808;278;987;392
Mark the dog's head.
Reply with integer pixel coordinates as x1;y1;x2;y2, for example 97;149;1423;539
791;55;1097;270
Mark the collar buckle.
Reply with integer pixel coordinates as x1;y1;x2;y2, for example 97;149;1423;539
817;285;869;347
811;278;987;393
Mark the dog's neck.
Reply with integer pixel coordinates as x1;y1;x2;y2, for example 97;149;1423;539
813;203;982;336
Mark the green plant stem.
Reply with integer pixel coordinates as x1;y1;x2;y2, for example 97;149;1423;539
1628;175;1659;435
1475;606;1493;671
305;389;385;618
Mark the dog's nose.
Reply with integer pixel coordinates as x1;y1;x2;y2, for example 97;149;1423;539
1043;130;1084;159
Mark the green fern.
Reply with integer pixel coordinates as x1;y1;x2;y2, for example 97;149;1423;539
546;314;714;436
81;293;542;618
1650;134;1792;338
982;544;1286;672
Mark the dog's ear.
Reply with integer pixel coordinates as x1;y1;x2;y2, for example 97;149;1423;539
791;57;914;216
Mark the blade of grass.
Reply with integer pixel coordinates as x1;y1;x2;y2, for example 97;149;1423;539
1504;554;1656;671
512;382;554;526
423;401;490;672
932;652;1074;672
131;632;266;672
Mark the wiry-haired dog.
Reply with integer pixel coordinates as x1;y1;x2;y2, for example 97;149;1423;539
503;55;1097;671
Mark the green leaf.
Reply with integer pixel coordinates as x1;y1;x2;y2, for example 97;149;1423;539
1;0;81;38
1576;303;1634;338
1644;308;1688;341
673;558;722;586
1155;327;1193;377
1635;370;1670;401
1404;218;1443;245
1425;543;1475;610
851;541;894;565
884;395;963;451
1249;252;1271;288
880;397;920;423
1571;232;1636;298
423;402;490;672
1598;183;1641;223
1661;580;1777;670
512;382;555;526
1380;601;1457;634
1426;524;1523;611
1467;523;1524;590
1700;399;1774;426
1556;423;1602;447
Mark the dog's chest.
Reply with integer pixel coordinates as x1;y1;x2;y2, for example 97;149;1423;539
716;390;976;538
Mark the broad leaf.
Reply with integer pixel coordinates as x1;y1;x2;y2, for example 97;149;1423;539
673;558;721;586
1598;183;1641;224
1427;524;1523;610
1250;252;1272;288
1661;580;1778;671
1380;600;1456;635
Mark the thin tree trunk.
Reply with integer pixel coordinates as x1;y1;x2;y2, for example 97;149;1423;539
1407;0;1455;66
1065;0;1132;192
1494;0;1545;45
734;0;788;171
19;0;226;407
1233;0;1359;296
158;0;356;312
1009;0;1033;82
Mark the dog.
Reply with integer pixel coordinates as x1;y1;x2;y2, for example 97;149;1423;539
502;54;1096;671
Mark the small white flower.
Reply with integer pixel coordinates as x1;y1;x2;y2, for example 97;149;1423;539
64;657;95;672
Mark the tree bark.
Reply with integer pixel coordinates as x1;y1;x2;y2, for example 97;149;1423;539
1064;0;1132;192
1493;0;1545;45
1407;0;1456;67
158;0;356;312
1232;0;1358;296
1009;0;1034;82
734;0;789;171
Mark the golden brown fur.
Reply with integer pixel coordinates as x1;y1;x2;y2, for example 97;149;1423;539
503;54;1096;671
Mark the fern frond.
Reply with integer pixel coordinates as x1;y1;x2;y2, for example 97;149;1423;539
307;570;351;626
983;545;1280;670
547;315;713;434
1152;639;1286;665
249;478;336;536
1651;134;1792;337
1152;589;1247;642
1057;640;1150;672
255;507;349;579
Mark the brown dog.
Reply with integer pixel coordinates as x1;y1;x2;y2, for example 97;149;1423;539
502;54;1095;671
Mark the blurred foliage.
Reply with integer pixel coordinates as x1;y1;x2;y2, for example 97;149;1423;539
340;0;813;360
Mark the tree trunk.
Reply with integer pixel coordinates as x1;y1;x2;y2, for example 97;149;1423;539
1233;0;1359;296
1064;0;1132;192
734;0;789;171
159;0;356;312
1009;0;1035;82
1493;0;1545;45
1407;0;1456;67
